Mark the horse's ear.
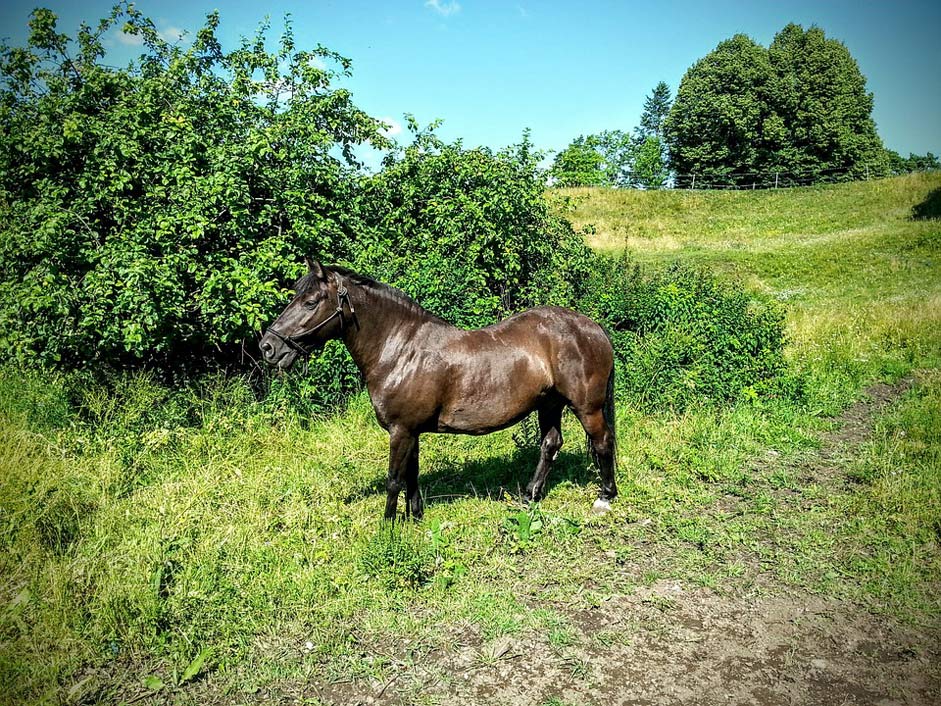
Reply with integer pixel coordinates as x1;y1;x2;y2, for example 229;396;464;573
305;258;326;281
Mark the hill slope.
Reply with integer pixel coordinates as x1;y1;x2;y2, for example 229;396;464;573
563;173;941;389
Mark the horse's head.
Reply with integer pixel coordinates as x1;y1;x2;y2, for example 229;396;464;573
260;259;353;370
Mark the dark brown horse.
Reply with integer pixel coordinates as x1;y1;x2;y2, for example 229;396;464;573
260;261;617;519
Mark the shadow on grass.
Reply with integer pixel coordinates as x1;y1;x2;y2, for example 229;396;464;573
345;442;599;509
911;188;941;220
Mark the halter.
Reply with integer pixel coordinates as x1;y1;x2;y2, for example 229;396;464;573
265;278;356;359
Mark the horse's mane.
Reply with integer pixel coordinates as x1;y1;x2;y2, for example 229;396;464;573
298;265;448;325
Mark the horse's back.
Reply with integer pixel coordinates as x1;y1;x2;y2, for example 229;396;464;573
490;306;612;370
448;306;613;412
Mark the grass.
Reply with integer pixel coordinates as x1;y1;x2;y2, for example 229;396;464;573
2;173;940;704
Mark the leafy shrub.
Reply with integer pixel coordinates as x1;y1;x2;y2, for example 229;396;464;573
259;340;362;420
580;253;792;409
353;121;596;329
0;5;388;370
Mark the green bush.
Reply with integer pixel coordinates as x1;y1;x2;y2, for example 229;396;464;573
580;254;792;409
353;121;595;329
259;339;362;420
0;5;594;418
0;4;388;370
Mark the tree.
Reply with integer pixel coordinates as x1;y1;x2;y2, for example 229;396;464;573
0;4;389;369
358;122;594;328
664;34;780;186
665;25;887;186
637;81;672;141
596;129;634;186
549;135;609;187
768;24;886;178
632;82;672;188
886;150;940;174
632;135;670;189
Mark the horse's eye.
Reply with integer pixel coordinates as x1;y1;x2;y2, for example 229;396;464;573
303;298;320;310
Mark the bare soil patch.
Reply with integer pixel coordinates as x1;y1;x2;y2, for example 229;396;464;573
415;584;939;706
250;579;939;706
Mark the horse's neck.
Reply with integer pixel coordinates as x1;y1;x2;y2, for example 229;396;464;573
340;284;451;377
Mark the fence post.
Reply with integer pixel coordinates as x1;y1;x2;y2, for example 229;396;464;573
774;173;779;189
691;174;696;190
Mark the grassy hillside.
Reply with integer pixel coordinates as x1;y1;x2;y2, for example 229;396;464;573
561;173;941;404
2;174;940;704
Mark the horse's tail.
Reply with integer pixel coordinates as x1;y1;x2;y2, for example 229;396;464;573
588;363;617;471
605;364;617;468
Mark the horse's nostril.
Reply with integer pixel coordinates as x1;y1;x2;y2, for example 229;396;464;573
260;340;273;357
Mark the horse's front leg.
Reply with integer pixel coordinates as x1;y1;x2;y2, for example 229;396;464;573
384;427;417;521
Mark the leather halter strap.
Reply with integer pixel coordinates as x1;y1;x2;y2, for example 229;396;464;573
265;278;355;359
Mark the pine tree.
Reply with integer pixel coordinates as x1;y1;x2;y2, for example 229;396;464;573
637;81;673;140
632;82;673;188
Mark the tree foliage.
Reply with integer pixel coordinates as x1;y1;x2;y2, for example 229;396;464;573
595;129;635;187
631;135;670;189
0;5;599;376
356;122;594;329
550;81;673;190
549;134;609;187
767;24;886;178
665;34;780;185
886;150;939;174
665;25;887;184
0;4;389;369
637;81;672;141
626;82;673;189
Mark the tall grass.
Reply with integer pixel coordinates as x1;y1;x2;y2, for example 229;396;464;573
2;173;940;703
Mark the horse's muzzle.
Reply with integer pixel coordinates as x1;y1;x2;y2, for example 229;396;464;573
259;334;298;370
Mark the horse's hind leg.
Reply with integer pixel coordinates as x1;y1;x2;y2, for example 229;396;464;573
405;435;423;520
524;406;564;502
575;408;617;513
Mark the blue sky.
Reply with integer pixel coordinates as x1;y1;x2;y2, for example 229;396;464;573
2;0;939;164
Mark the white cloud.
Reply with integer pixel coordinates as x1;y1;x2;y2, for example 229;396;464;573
425;0;461;17
115;30;144;46
111;24;186;47
379;117;403;138
159;26;186;43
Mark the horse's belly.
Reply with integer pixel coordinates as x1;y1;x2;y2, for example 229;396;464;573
436;385;552;435
436;406;530;435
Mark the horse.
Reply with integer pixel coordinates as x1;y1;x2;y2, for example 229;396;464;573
260;260;618;520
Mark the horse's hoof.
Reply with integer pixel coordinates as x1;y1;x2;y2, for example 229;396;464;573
591;498;612;515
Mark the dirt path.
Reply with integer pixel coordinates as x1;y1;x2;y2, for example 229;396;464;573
415;583;939;706
298;379;938;706
404;584;938;706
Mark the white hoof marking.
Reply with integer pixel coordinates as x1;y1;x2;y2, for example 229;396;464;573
592;499;612;515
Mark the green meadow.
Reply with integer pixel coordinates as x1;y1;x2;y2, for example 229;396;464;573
2;173;940;704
